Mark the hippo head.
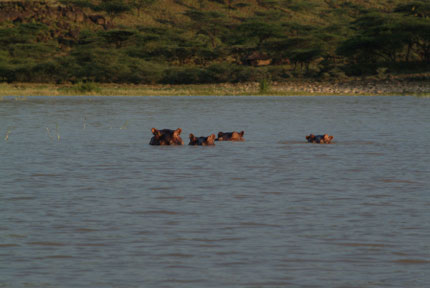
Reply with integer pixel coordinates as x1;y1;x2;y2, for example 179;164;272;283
216;131;245;141
150;128;183;145
306;134;315;143
306;133;334;144
322;134;334;144
189;134;216;146
315;135;325;144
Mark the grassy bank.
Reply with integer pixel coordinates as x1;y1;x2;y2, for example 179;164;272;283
0;79;429;97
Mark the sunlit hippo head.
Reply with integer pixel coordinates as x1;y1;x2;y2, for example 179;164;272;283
188;133;216;146
216;131;245;141
306;133;334;144
150;128;184;145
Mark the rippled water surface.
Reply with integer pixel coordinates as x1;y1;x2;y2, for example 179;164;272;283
1;96;430;287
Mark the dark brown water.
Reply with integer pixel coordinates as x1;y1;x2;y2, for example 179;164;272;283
1;96;429;287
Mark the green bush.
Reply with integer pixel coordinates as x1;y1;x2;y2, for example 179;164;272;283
259;78;271;93
0;64;15;82
31;61;63;83
203;63;236;83
342;63;378;77
162;67;205;84
233;66;263;83
76;81;101;93
267;66;291;81
120;59;165;84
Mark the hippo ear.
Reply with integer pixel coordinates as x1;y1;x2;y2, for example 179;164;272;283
209;134;216;140
174;128;182;135
323;134;333;142
239;131;245;137
189;133;195;140
151;128;159;135
306;135;310;140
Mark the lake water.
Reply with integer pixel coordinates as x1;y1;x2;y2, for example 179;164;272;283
1;95;429;288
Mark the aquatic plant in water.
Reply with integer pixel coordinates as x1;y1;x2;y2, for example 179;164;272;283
4;128;11;141
56;123;60;141
120;120;128;130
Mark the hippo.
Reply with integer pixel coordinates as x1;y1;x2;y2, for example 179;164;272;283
306;134;334;144
216;131;245;141
150;128;184;145
189;134;216;146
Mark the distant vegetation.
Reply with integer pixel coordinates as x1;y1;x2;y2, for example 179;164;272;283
0;0;429;84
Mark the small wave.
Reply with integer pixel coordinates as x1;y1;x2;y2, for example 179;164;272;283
216;261;249;266
262;191;282;195
31;174;60;177
233;195;250;199
197;244;220;248
165;265;194;269
393;259;430;264
74;228;98;232
362;152;385;156
150;187;173;191
162;279;205;284
5;197;35;201
278;141;307;145
28;242;66;246
0;244;19;247
379;178;416;184
238;222;282;228
132;210;180;215
191;237;245;243
75;243;108;247
243;281;293;286
341;141;379;145
154;196;185;200
333;242;387;248
160;253;194;258
42;255;74;259
215;251;242;256
367;194;391;199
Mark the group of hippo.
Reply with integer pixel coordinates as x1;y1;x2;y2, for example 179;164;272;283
149;128;334;145
305;134;334;144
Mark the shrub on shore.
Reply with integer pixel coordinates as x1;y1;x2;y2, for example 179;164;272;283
259;78;271;94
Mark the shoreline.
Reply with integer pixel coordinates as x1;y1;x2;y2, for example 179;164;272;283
0;79;429;97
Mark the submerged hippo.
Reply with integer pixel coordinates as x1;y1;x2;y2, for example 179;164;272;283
306;134;334;144
216;131;245;141
150;128;184;145
189;134;216;146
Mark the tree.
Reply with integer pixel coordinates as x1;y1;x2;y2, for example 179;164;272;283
100;29;136;48
224;0;250;15
98;0;131;24
395;1;430;18
395;2;430;62
337;13;408;63
236;21;284;48
70;47;132;82
59;0;96;9
276;36;326;71
131;0;156;17
184;10;230;49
